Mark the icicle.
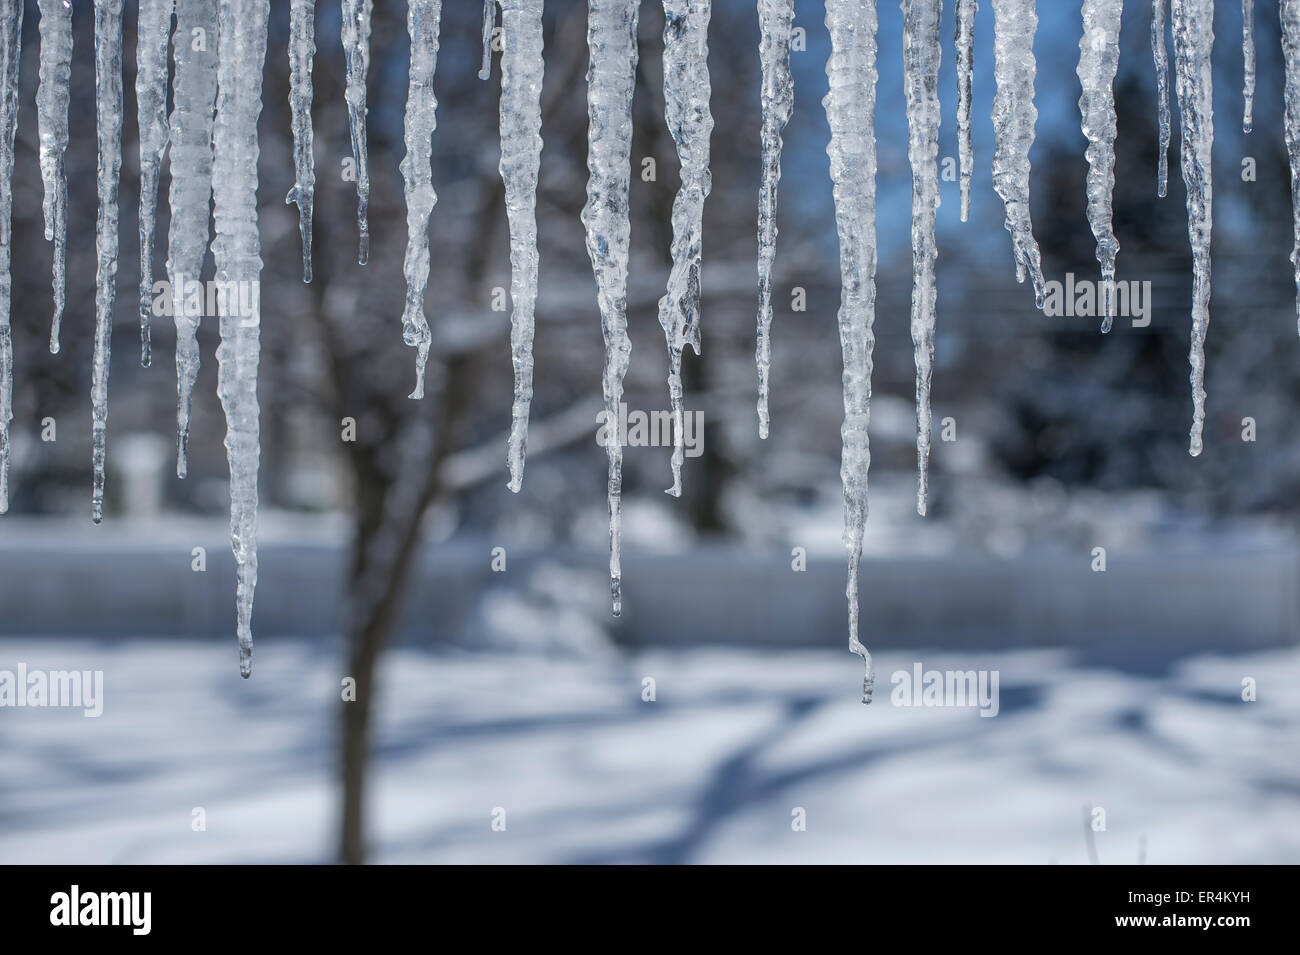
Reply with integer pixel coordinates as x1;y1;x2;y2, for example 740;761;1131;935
581;0;639;616
904;0;941;518
212;0;268;677
823;0;878;704
0;0;20;514
955;0;976;223
1171;0;1214;457
498;0;544;493
479;0;494;81
990;0;1046;307
658;0;713;496
399;0;443;400
1283;0;1300;331
136;0;173;369
91;0;124;525
168;0;217;479
1077;0;1123;333
1153;0;1171;197
341;0;371;266
755;0;793;440
287;0;316;283
36;0;71;356
1242;0;1254;133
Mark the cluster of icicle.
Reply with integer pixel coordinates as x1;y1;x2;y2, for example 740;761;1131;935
1;0;270;677
0;2;1294;697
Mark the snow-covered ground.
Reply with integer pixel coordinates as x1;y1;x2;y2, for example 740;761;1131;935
0;637;1296;864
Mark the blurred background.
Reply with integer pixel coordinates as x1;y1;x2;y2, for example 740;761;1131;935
1;0;1298;864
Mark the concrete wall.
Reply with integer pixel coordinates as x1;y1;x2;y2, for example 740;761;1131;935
0;519;1295;651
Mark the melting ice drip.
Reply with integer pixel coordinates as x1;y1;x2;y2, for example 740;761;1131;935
903;0;941;518
35;0;71;356
136;0;172;368
341;0;372;266
823;0;880;703
755;0;794;440
497;0;545;495
658;0;713;498
0;0;19;514
990;0;1046;308
1077;0;1123;333
581;0;640;616
1171;0;1214;457
287;0;317;284
170;0;218;480
399;0;444;402
90;0;124;527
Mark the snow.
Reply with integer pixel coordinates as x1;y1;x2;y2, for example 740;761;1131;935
903;0;941;517
823;0;878;703
211;0;269;676
1076;0;1123;332
581;0;640;615
36;0;72;355
498;0;545;494
1171;0;1214;457
657;0;713;497
1;637;1295;864
399;0;443;401
755;0;793;440
91;0;125;526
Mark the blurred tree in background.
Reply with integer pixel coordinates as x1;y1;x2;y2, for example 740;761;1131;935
3;0;1297;860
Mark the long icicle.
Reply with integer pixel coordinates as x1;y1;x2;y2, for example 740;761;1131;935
1171;0;1214;457
0;0;21;514
212;0;269;676
168;0;217;478
1153;0;1171;197
499;0;544;493
399;0;443;400
755;0;793;440
1283;0;1300;331
91;0;124;525
287;0;316;282
990;0;1046;307
658;0;713;497
904;0;941;518
1242;0;1254;133
341;0;371;265
582;0;640;617
136;0;173;368
823;0;878;703
955;0;976;222
1077;0;1123;333
36;0;71;355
